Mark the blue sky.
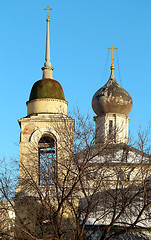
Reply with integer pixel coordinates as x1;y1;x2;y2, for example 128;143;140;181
0;0;151;159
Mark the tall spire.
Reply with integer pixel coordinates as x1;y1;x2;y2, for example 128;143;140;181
42;6;54;79
108;45;118;76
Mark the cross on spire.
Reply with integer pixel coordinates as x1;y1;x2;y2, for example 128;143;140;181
108;45;118;75
44;6;52;19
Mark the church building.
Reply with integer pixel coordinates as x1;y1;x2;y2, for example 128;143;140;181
14;6;151;240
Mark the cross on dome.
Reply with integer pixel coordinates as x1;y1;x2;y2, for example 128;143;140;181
108;45;118;75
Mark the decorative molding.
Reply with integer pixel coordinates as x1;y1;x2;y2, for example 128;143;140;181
29;127;60;143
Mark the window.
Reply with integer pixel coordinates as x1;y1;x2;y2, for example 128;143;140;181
109;120;113;135
38;135;56;185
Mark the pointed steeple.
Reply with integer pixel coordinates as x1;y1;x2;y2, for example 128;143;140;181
26;6;68;117
42;6;54;79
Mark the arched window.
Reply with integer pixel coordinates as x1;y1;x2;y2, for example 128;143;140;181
38;134;56;185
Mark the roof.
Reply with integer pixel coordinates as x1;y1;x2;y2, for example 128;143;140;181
77;143;151;166
29;78;65;101
92;74;132;116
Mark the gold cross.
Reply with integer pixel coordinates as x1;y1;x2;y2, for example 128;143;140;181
44;6;52;19
108;45;118;65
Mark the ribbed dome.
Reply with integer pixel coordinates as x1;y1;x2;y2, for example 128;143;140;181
29;78;65;102
92;74;132;116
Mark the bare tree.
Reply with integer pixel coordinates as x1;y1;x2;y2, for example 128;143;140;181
0;111;151;240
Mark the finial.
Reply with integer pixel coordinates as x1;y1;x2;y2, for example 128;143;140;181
108;45;118;76
44;6;52;20
42;6;54;79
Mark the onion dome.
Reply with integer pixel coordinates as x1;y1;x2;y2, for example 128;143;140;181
92;55;132;116
29;78;65;101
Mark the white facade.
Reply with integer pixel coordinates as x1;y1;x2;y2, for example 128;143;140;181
94;113;130;144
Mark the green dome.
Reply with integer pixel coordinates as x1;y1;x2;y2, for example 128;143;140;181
29;78;65;101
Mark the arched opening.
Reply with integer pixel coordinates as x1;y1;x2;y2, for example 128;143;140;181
38;134;56;185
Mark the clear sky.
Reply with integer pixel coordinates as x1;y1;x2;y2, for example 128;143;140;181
0;0;151;160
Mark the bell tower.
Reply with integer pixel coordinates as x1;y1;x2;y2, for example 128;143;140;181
18;7;74;186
